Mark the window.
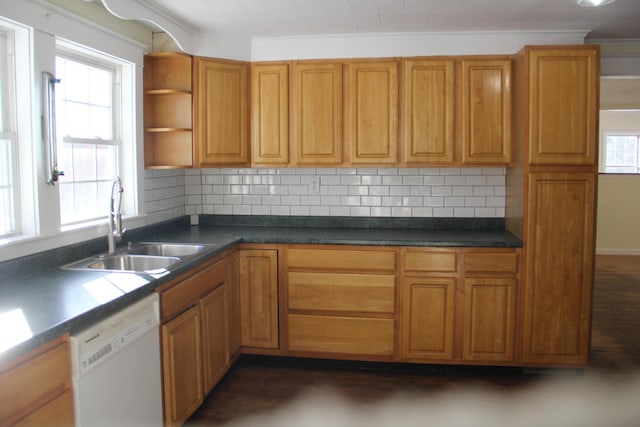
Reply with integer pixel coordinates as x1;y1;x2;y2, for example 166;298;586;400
0;27;18;238
602;132;640;174
55;50;121;225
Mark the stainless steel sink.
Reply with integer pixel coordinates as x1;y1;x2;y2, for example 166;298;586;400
60;242;219;273
62;254;180;273
125;242;211;257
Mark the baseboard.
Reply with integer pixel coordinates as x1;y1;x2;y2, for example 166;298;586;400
596;248;640;255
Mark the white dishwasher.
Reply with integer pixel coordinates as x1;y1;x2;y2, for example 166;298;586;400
70;293;164;427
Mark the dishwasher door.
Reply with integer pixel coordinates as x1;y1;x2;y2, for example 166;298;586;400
70;293;163;427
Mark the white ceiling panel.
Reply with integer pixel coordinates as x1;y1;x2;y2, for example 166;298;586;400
143;0;640;40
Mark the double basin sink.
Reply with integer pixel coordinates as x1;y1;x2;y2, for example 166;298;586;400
61;242;218;274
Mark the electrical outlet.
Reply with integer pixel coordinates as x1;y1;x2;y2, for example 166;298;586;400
309;177;320;195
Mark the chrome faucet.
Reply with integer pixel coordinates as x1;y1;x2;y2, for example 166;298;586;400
108;176;125;253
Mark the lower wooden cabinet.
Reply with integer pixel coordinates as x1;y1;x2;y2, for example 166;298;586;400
400;248;520;364
401;276;455;361
462;277;516;362
239;249;279;349
200;284;230;395
162;306;203;427
285;246;397;359
522;173;595;365
226;251;242;357
157;258;230;427
0;335;74;427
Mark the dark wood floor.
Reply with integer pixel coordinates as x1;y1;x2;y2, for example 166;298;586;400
186;255;640;426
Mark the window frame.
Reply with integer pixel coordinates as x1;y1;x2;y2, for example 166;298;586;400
600;130;640;174
0;3;146;262
55;47;124;227
0;24;20;238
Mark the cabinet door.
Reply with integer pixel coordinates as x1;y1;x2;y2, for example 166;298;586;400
401;277;455;361
194;58;249;166
401;59;455;164
162;306;203;427
200;284;229;395
291;62;343;165
461;59;512;165
226;252;242;357
523;173;595;365
239;249;279;349
462;278;516;362
251;63;289;165
345;60;398;165
528;47;598;165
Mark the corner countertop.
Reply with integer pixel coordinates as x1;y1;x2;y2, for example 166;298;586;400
0;216;521;365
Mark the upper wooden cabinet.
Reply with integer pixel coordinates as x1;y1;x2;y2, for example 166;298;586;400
194;57;250;167
526;46;598;165
402;59;455;164
143;52;194;168
401;57;512;166
251;63;289;165
345;60;399;165
460;59;512;165
291;62;344;165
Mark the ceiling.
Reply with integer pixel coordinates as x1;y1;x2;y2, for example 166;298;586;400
144;0;640;41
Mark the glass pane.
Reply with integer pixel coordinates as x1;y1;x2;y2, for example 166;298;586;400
74;181;99;221
61;59;90;103
58;142;74;181
96;145;117;180
72;143;97;181
59;182;74;224
63;101;92;139
0;138;14;235
90;105;112;139
0;138;10;185
97;180;112;215
0;187;14;235
90;67;112;107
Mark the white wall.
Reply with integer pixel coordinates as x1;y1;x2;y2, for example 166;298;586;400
596;110;640;255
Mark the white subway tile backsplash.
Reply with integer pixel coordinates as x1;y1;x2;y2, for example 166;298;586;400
163;167;506;219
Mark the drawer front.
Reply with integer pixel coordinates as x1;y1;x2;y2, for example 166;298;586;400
13;389;74;427
0;341;71;425
403;250;457;273
161;259;226;321
288;314;395;356
288;272;395;313
463;252;518;274
287;248;396;273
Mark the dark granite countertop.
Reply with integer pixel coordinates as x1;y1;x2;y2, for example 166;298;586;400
0;215;521;365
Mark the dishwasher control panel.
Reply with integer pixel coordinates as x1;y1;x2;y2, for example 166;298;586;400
70;294;159;379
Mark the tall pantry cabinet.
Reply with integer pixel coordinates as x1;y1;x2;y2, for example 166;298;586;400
507;45;599;366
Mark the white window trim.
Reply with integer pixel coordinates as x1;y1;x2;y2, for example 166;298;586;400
0;2;150;263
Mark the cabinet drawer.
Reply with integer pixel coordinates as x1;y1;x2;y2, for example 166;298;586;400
403;250;457;273
288;272;395;313
160;259;226;321
463;252;518;274
288;314;395;356
0;340;71;425
13;389;74;427
288;248;396;272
